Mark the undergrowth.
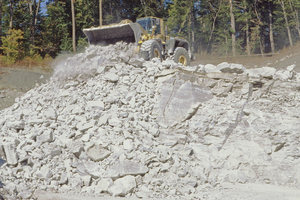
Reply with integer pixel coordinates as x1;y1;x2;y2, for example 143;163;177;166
0;55;53;72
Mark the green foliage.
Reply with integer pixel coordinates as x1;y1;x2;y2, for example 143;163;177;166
0;29;24;63
2;0;300;61
60;34;73;52
77;36;88;52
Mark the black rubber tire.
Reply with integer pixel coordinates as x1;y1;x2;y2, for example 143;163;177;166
139;40;162;61
173;47;190;66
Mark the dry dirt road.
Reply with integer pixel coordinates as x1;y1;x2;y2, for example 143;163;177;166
33;183;300;200
0;67;52;110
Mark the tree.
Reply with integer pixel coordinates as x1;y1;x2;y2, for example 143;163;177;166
0;0;2;45
268;0;275;54
71;0;76;52
9;0;13;29
205;0;223;54
229;0;236;56
99;0;102;26
279;0;293;46
1;29;24;62
288;0;300;37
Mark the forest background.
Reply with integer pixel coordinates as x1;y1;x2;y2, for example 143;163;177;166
0;0;300;66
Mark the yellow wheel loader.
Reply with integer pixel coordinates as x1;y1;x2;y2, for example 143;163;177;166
83;17;194;66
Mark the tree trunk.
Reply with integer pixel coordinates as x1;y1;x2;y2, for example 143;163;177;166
71;0;76;53
9;0;13;29
225;29;228;56
34;0;40;27
191;9;195;56
30;0;35;45
99;0;102;26
254;0;264;56
140;0;147;17
259;35;264;57
261;30;266;55
0;0;2;41
295;9;300;36
207;1;222;54
268;0;275;54
288;0;300;37
280;0;293;46
229;0;236;56
246;18;250;56
243;0;250;56
31;0;40;45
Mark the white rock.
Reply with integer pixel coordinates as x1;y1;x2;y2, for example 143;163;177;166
96;178;113;193
86;100;105;110
86;145;111;162
274;70;290;80
108;175;136;196
6;120;25;130
36;165;53;180
59;172;68;185
108;118;122;127
71;142;84;158
44;108;57;120
247;67;276;78
81;175;92;186
123;139;134;150
106;161;148;178
287;64;296;71
260;67;276;78
76;121;95;132
203;64;220;73
149;127;159;137
237;171;247;183
3;144;18;165
218;62;245;74
138;121;150;130
69;174;83;189
104;72;119;82
49;148;61;158
98;115;108;126
36;129;53;144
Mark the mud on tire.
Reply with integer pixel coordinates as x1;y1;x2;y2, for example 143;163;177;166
173;47;190;66
139;40;162;61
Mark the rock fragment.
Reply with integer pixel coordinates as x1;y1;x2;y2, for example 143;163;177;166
96;178;113;193
106;161;149;178
108;175;136;197
36;129;53;144
3;144;18;166
86;145;111;162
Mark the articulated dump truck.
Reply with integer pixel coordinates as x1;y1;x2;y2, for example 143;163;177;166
83;17;194;66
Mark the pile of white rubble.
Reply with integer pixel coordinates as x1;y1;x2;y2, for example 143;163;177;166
0;42;300;199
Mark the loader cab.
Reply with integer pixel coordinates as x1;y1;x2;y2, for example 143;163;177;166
137;17;161;35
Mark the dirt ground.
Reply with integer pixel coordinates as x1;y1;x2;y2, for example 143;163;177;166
192;47;300;72
33;183;300;200
0;67;52;110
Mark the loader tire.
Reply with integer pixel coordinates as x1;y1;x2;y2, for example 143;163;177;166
140;40;162;61
173;47;190;66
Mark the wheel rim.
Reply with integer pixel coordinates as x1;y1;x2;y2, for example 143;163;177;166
154;48;160;58
179;55;187;66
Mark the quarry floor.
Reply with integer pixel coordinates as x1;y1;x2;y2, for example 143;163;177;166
32;183;300;200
